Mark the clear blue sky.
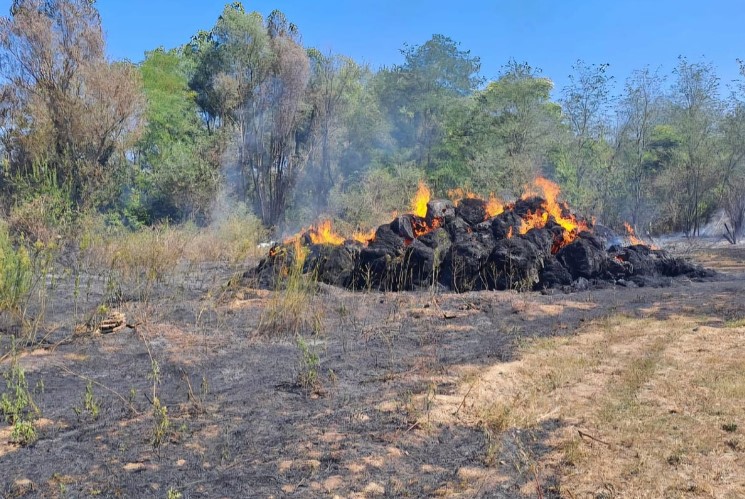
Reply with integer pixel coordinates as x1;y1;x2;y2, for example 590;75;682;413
2;0;744;95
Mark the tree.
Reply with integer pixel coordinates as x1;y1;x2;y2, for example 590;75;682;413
137;48;222;223
558;61;620;219
645;124;684;231
669;57;722;236
302;50;362;210
375;35;482;173
190;5;312;227
719;60;745;243
0;0;144;207
616;67;665;228
466;60;561;194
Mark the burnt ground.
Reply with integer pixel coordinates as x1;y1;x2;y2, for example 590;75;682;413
0;243;744;498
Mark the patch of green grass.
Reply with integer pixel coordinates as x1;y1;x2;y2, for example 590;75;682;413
151;396;170;449
724;317;745;328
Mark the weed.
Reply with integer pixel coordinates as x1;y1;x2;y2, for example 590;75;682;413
560;436;585;467
258;242;323;336
10;420;37;446
166;488;183;499
0;221;32;321
296;336;321;394
73;381;101;420
480;402;514;436
151;396;170;449
666;452;682;466
725;439;741;451
1;354;38;425
722;422;738;433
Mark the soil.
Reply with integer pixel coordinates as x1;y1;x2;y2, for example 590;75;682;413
0;241;743;498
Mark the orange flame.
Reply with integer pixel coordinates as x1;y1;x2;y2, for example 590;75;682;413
518;177;590;250
486;193;504;217
519;211;549;235
308;220;345;246
447;188;478;205
449;188;504;220
352;228;376;245
507;226;514;239
412;216;443;238
624;222;644;246
411;181;431;218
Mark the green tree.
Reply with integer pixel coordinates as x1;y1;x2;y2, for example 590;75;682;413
557;61;620;220
466;60;562;194
616;67;665;228
646;124;684;231
301;50;363;211
669;57;722;235
136;48;222;223
718;61;745;243
188;4;313;227
375;34;482;173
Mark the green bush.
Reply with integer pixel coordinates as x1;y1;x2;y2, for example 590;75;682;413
0;221;32;317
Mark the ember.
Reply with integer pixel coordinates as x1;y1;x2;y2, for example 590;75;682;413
252;178;713;293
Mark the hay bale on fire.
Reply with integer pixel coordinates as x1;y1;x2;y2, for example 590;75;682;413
249;177;715;293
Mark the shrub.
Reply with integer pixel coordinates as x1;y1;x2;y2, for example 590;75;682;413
0;221;32;317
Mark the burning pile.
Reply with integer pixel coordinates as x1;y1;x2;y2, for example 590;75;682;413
252;178;713;293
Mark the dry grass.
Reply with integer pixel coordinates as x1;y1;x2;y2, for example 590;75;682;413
83;216;266;271
427;312;745;497
181;215;268;264
257;241;324;337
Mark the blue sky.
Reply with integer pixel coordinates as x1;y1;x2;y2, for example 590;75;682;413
2;0;744;95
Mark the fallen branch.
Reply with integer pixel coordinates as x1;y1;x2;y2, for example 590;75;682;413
453;379;478;416
724;223;737;245
577;428;611;447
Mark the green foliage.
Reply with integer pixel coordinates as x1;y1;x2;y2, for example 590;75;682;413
374;34;482;173
137;48;222;223
1;354;38;427
0;221;32;317
151;396;171;449
296;336;320;394
441;60;562;195
166;488;183;499
328;164;425;228
10;420;37;446
73;381;101;420
1;3;744;239
0;0;144;209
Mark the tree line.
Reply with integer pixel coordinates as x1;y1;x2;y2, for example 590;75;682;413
1;0;744;241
